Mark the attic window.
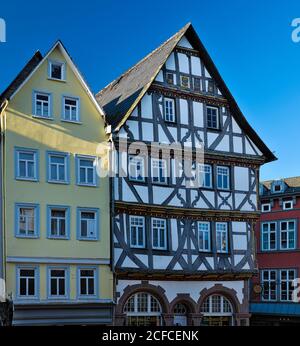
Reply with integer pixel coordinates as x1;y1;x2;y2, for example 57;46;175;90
274;184;281;192
48;60;65;81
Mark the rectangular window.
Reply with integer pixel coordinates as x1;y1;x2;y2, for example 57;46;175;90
49;268;67;298
152;218;167;250
78;208;99;240
164;98;175;122
207;80;214;93
199;164;212;188
63;96;79;122
128;156;145;182
130;216;145;248
280;221;295;250
15;203;39;238
76;155;97;186
47;152;69;183
198;222;211;252
283;200;293;210
166;72;174;85
180;75;190;89
17;267;37;298
193;77;201;92
15;148;38;181
261;222;277;251
207;106;219;129
48;206;69;239
151;158;167;184
280;269;296;301
216;222;228;253
48;60;65;80
33;92;51;118
261;203;271;212
217;166;230;190
261;270;277;301
79;268;96;297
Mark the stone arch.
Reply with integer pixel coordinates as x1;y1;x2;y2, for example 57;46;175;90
116;281;170;315
197;284;241;314
169;294;197;314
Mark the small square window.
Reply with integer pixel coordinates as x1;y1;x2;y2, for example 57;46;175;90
274;184;281;192
180;75;190;89
261;203;271;212
283;200;293;210
48;60;65;80
166;72;174;85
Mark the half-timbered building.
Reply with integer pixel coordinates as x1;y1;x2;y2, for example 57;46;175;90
96;23;276;326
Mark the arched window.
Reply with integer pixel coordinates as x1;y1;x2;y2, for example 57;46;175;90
201;295;233;326
124;292;162;326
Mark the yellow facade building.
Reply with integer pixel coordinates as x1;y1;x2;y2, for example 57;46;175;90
0;41;113;325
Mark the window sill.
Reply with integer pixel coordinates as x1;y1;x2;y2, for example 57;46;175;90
15;177;38;182
47;180;70;185
77;237;98;242
47;236;70;240
61;119;82;125
32;115;53;120
77;183;98;188
15;235;39;239
207;127;222;132
47;77;66;83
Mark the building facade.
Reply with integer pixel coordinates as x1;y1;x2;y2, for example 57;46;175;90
96;23;276;326
0;41;113;325
251;177;300;325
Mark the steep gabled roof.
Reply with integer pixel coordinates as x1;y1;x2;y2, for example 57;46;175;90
96;23;276;163
0;51;43;104
262;176;300;190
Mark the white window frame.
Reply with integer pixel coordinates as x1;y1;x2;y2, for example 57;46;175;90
49;208;68;239
199;164;212;188
261;222;277;251
280;269;296;302
77;155;97;186
48;153;68;183
16;148;38;181
17;266;38;299
33;91;51;118
261;203;271;212
15;203;39;238
48;60;65;81
164;98;176;122
78;268;97;298
151;218;167;250
198;222;211;252
129;216;145;248
151;158;167;185
261;270;277;302
63;96;79;122
216;222;228;253
206;106;219;129
128;155;145;182
217;166;230;190
78;209;98;241
48;267;68;299
283;200;293;210
279;220;296;250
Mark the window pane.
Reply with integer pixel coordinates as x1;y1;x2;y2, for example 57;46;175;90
51;64;62;79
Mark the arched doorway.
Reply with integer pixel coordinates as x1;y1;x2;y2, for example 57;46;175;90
123;292;162;326
200;294;233;326
173;303;188;326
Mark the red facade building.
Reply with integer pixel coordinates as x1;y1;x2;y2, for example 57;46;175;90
251;177;300;325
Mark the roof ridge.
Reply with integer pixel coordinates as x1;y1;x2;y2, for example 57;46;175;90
96;23;190;97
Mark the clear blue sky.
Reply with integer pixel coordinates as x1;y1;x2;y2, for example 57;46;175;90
1;0;300;181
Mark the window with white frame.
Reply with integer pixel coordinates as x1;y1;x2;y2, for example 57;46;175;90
206;106;219;129
152;158;167;184
33;92;51;118
48;152;68;183
217;166;230;190
164;98;175;122
280;221;295;250
15;148;38;180
49;207;68;239
130;216;145;248
216;222;228;253
261;222;277;251
261;270;277;301
280;269;296;301
63;97;79;122
77;156;96;186
48;60;65;80
16;204;38;238
201;295;232;315
283;200;293;210
152;218;167;250
18;268;37;298
79;269;96;296
78;209;98;240
199;164;212;188
261;203;271;212
49;268;67;298
128;156;145;182
198;222;211;252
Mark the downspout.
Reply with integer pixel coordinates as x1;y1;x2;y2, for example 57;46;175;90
0;99;8;281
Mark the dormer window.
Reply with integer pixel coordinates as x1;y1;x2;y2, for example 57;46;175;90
274;184;281;192
271;180;285;194
48;60;65;81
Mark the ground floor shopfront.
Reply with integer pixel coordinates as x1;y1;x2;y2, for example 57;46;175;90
114;279;251;326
